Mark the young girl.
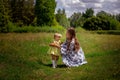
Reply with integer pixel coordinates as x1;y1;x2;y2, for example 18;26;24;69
61;28;87;67
49;33;62;68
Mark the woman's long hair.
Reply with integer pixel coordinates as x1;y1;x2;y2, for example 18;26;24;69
67;27;80;52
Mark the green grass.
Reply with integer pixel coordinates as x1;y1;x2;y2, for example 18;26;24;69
0;31;120;80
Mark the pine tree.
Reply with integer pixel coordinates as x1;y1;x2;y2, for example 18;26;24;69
10;0;24;26
35;0;56;26
10;0;35;26
0;0;10;32
55;9;70;28
22;0;35;25
83;8;94;18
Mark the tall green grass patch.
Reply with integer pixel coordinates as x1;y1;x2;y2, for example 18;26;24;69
1;22;65;33
90;30;120;35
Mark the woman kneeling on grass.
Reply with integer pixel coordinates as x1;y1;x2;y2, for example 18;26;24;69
60;27;87;67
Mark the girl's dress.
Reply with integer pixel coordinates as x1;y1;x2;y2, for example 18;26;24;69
48;40;61;56
61;39;87;67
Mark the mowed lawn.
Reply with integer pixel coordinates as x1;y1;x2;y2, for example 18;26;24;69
0;31;120;80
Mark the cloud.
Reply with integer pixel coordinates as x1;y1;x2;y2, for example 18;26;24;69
56;0;120;17
94;3;102;8
81;0;104;3
72;0;80;3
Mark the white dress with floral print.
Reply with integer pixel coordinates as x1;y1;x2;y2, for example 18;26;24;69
61;39;87;67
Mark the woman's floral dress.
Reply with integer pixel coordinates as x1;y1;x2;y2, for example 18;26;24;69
61;39;87;67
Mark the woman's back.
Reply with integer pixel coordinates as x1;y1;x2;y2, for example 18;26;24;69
61;39;87;67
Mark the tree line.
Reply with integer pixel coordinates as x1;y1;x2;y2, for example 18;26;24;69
0;0;61;32
0;0;120;32
69;8;120;30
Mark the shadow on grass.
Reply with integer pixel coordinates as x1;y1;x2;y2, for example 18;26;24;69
44;64;67;68
37;60;67;68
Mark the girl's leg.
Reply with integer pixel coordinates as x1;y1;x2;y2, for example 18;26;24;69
55;56;59;67
56;56;59;61
51;55;56;68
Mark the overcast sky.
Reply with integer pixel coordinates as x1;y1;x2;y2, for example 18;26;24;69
55;0;120;17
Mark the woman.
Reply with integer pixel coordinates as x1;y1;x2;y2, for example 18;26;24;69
61;27;87;67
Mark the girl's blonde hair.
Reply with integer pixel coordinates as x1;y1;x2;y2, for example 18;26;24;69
54;33;62;38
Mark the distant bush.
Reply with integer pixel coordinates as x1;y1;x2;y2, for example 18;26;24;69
83;15;120;30
3;24;65;33
83;16;110;30
0;21;15;33
75;27;86;33
109;18;120;30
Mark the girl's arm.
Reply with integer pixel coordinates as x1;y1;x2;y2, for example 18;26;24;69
49;43;60;48
49;43;56;47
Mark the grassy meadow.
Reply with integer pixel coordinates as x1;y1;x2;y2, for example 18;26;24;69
0;29;120;80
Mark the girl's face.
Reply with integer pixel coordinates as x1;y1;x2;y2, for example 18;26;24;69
54;36;60;41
